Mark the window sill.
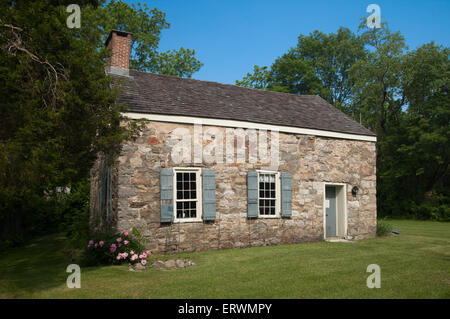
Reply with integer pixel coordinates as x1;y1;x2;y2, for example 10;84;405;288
257;215;280;219
174;219;203;223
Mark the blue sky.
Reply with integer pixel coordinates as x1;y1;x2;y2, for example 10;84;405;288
126;0;449;84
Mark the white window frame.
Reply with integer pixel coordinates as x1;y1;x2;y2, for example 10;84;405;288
173;167;202;223
257;170;281;218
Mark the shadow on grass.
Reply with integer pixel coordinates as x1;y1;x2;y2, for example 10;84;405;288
0;234;97;298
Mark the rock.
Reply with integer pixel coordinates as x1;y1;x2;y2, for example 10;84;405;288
151;259;195;270
134;263;146;271
152;260;166;269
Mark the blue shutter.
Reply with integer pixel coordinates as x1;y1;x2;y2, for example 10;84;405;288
247;171;258;218
281;172;292;218
202;170;216;221
160;169;174;223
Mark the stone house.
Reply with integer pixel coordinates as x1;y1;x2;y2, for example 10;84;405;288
90;30;377;253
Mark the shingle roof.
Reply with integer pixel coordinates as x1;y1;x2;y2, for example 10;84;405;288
112;69;375;137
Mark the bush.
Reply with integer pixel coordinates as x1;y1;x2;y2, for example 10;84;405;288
376;219;393;236
410;192;450;222
79;228;151;267
57;180;91;248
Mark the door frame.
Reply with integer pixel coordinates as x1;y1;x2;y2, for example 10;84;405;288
323;183;348;239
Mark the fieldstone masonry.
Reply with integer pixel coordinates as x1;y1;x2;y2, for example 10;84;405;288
91;120;377;253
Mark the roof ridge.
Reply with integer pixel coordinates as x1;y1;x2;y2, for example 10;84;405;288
128;69;321;99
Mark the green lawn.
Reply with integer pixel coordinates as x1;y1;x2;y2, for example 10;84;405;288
0;220;449;298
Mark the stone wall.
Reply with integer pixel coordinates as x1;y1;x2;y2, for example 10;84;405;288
103;121;376;253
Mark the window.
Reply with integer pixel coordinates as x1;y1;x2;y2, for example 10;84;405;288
173;168;202;222
258;171;280;217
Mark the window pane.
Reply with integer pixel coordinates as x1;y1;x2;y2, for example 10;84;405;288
177;191;183;200
177;173;182;182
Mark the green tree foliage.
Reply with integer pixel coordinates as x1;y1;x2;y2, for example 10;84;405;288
378;42;449;219
236;27;366;115
82;0;203;77
0;0;140;241
236;65;272;90
351;21;407;135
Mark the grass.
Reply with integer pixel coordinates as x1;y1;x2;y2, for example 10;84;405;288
0;220;449;299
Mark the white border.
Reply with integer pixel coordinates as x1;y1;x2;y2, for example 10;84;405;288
323;183;348;239
123;112;377;142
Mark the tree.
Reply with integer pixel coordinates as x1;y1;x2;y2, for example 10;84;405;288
236;27;366;115
81;0;203;77
379;42;449;219
236;65;272;90
0;0;140;240
350;21;407;135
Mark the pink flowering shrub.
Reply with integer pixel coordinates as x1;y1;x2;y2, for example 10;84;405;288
80;228;150;266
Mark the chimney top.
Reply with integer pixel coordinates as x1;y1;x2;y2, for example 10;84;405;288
105;30;132;76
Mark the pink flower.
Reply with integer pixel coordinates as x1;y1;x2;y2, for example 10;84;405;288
110;244;117;253
116;255;121;260
122;252;128;258
116;237;122;243
124;240;129;245
146;250;151;255
130;250;135;255
141;259;147;266
124;232;129;237
99;241;104;247
94;227;99;232
88;240;94;246
131;254;138;261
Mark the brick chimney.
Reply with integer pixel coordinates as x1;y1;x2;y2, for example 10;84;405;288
105;30;132;76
